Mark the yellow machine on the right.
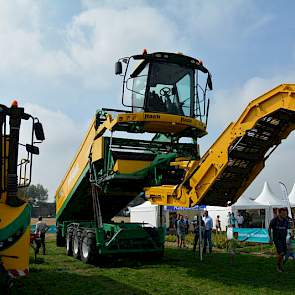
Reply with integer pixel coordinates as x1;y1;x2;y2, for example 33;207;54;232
146;84;295;207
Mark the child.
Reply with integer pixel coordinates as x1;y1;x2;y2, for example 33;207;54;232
284;234;295;263
227;231;239;264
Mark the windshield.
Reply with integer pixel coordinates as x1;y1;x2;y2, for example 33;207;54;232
131;63;149;112
146;62;193;116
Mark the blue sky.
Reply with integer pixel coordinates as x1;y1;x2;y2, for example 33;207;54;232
1;0;295;201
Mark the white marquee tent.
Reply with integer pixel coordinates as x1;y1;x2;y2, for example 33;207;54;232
130;182;294;230
129;201;164;227
255;182;288;208
231;192;269;227
232;182;289;228
130;202;229;231
255;181;289;227
232;194;266;210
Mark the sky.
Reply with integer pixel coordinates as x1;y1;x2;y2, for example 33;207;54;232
1;0;295;202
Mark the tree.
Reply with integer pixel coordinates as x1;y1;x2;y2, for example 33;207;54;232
26;184;49;202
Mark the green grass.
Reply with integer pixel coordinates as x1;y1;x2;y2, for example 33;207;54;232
12;238;295;295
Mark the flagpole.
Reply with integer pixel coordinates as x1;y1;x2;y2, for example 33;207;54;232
279;181;294;235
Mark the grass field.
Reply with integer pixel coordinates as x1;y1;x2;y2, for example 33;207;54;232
12;237;295;295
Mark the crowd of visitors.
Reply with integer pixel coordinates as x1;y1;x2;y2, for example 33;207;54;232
173;210;214;255
171;207;295;272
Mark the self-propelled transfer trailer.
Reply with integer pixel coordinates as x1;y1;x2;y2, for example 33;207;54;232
55;50;212;263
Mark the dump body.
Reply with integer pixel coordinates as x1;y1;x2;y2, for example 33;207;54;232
55;111;204;223
55;111;203;258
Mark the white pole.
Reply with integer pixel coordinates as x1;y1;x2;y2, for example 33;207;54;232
198;211;203;262
279;181;292;218
279;181;294;234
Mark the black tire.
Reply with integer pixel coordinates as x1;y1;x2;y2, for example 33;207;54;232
155;246;164;259
56;226;65;247
80;230;96;264
149;245;164;260
72;229;83;259
66;227;74;256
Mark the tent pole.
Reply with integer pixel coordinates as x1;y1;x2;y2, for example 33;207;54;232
198;211;203;262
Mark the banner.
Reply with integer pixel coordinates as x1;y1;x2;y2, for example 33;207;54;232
166;205;206;211
233;228;270;243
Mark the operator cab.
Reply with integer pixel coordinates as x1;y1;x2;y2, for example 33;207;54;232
115;51;212;124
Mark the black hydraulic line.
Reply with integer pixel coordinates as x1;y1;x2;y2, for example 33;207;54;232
3;117;7;192
159;205;163;226
91;184;103;228
88;150;103;228
0;112;3;193
91;182;98;224
205;98;210;127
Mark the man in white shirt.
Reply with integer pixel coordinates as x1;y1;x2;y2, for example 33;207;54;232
202;210;213;254
236;213;244;228
35;216;49;255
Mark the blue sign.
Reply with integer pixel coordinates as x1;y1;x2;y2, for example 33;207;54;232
166;205;206;211
233;228;270;243
31;224;56;234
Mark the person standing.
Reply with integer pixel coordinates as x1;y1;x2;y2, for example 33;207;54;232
284;233;295;263
269;208;294;272
202;210;213;254
236;213;244;228
184;215;190;234
192;216;205;254
215;215;221;233
226;212;232;230
35;216;49;255
174;214;180;247
177;215;186;248
230;213;237;228
227;231;239;265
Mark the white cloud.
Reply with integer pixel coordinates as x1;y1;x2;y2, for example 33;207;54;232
0;1;77;79
66;5;186;89
19;103;87;201
0;0;188;87
161;0;273;46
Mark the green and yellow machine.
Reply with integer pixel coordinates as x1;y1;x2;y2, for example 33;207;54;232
55;51;213;262
55;50;295;263
0;102;44;279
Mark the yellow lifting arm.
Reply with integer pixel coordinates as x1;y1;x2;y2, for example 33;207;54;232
145;84;295;207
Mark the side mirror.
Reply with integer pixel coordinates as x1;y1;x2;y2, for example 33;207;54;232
207;74;213;90
26;144;39;155
115;61;122;75
34;122;45;141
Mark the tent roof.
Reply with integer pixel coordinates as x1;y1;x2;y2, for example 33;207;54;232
288;183;295;206
255;182;287;207
232;194;266;209
129;201;158;212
